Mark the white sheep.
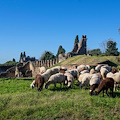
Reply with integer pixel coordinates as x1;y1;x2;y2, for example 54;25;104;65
101;65;112;72
77;65;88;72
80;70;89;75
64;72;75;88
65;69;78;79
95;65;103;72
78;73;90;83
79;74;101;95
100;67;109;79
90;68;97;74
107;71;120;91
45;73;66;89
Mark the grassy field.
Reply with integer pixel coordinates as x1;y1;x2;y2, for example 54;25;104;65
0;78;120;120
57;55;120;66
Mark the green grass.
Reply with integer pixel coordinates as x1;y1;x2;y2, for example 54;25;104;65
58;55;120;66
0;78;120;120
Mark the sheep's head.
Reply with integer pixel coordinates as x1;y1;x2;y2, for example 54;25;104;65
30;83;35;89
93;91;98;95
30;80;35;89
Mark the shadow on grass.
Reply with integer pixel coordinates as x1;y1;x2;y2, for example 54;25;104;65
113;92;120;98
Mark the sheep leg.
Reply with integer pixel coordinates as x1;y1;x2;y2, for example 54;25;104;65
79;82;82;89
37;84;42;91
110;88;114;97
106;89;109;96
54;83;56;88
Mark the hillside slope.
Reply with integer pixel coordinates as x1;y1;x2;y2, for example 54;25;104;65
58;55;120;66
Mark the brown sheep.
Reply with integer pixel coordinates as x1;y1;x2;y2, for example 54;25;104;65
34;74;44;91
94;77;114;97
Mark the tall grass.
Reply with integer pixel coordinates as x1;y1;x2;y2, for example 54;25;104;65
0;78;120;120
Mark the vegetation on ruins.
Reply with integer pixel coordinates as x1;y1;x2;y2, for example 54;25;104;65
56;45;66;58
74;35;79;44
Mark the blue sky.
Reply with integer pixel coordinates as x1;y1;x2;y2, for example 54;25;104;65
0;0;120;64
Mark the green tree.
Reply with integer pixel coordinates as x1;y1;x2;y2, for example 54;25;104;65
105;40;119;56
74;35;79;44
56;45;65;58
87;48;101;56
40;51;55;60
13;58;16;62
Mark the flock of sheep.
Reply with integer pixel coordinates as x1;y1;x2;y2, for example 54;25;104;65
30;64;120;97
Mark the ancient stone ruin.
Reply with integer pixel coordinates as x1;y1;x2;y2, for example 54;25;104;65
0;35;87;78
58;35;87;62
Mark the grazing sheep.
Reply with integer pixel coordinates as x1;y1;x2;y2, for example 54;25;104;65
78;73;90;83
90;68;97;74
107;71;120;91
90;68;102;80
80;70;89;75
77;65;88;72
45;73;66;89
100;67;109;79
89;74;101;95
95;65;103;72
65;72;75;88
65;69;78;79
30;66;61;90
86;65;91;71
94;77;114;97
33;74;45;91
79;74;101;95
30;72;51;90
101;65;112;72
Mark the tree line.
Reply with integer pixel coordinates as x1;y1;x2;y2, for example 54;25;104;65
40;35;119;60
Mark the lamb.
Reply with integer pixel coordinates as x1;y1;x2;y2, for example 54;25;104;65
45;73;66;89
64;72;75;88
94;77;114;97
